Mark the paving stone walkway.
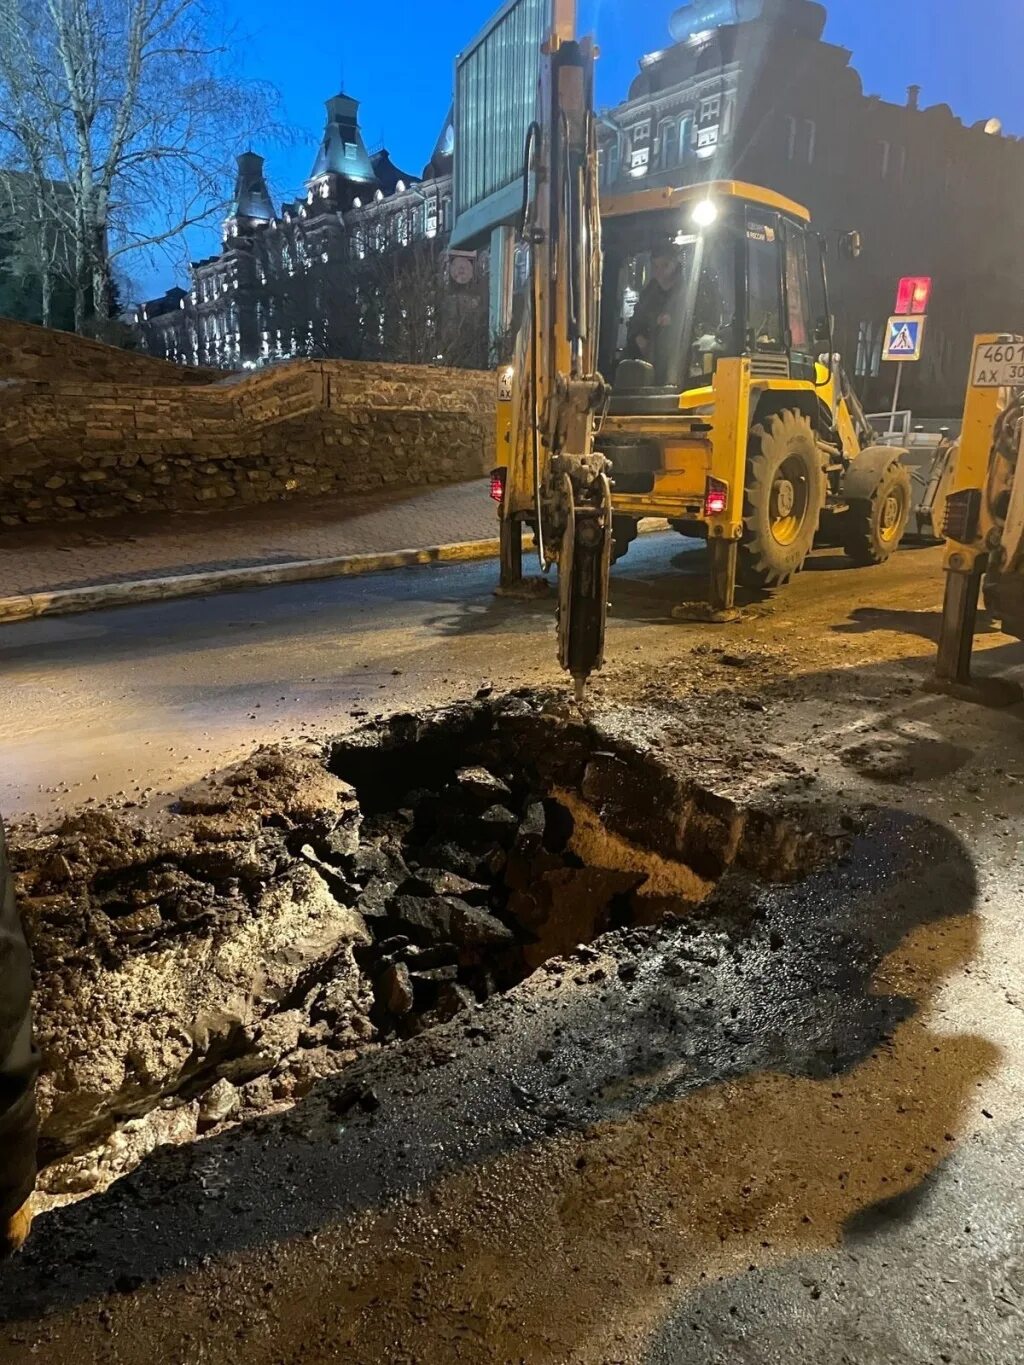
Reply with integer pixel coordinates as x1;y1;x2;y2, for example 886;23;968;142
0;480;498;597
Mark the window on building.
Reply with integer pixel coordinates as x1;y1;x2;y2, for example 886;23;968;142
632;120;650;145
608;138;620;183
878;140;891;177
722;98;735;138
696;124;719;158
424;198;438;238
678;117;693;162
658;119;676;170
699;94;721;124
855;320;883;378
785;117;816;163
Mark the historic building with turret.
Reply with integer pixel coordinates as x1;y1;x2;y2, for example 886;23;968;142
135;96;483;369
139;0;1024;408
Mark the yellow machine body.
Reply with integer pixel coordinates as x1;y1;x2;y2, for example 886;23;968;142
496;178;906;612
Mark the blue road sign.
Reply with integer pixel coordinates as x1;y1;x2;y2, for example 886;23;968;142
883;315;926;362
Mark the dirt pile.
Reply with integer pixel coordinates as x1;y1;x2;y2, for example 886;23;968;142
12;691;830;1199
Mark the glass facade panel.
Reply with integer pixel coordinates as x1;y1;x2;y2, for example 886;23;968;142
455;0;551;220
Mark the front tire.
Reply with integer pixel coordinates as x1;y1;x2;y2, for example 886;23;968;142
738;409;826;589
841;461;912;566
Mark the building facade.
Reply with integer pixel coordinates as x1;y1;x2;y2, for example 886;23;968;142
136;98;488;370
594;0;1024;411
140;0;1024;409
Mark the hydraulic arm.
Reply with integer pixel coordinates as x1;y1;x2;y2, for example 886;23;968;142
502;1;612;700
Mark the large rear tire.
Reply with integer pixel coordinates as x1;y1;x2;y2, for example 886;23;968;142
738;409;826;589
841;461;912;566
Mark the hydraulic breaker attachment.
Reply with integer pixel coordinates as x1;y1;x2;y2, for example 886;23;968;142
552;455;613;699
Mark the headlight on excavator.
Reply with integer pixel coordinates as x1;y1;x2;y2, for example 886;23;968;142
704;477;728;517
691;199;719;229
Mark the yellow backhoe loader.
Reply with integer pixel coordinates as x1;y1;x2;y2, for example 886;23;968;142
492;0;913;696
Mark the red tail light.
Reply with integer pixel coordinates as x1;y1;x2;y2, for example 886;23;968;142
489;467;507;503
704;477;728;517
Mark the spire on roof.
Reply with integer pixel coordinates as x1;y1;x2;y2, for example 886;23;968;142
231;151;275;223
308;93;377;187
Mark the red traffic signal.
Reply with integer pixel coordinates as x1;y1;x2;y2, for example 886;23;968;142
895;276;932;316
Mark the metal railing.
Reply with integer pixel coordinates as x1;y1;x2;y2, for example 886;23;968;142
867;409;913;441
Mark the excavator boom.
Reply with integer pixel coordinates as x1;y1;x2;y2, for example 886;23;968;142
503;2;613;698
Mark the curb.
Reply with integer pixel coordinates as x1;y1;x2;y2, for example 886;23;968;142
0;518;670;626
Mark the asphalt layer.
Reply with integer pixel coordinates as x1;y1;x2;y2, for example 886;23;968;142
2;534;1024;1361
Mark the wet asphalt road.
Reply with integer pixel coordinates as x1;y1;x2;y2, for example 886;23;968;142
0;533;956;820
2;537;1024;1360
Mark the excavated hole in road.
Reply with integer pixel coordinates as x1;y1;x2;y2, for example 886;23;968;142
17;691;829;1208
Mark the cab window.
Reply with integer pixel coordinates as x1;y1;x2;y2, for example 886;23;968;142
745;211;784;352
783;224;816;378
603;226;737;391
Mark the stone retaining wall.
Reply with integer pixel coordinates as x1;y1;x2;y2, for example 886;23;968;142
0;318;217;386
0;333;496;527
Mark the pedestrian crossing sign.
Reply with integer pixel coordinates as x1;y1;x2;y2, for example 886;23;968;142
883;315;925;362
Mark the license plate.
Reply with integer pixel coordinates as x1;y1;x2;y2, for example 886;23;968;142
971;340;1024;388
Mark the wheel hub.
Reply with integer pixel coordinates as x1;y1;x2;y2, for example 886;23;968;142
775;479;796;518
880;489;906;543
769;458;810;547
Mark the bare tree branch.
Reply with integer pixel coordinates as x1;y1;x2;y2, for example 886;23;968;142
0;0;283;332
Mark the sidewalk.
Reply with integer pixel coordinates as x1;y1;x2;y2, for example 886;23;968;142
0;479;499;600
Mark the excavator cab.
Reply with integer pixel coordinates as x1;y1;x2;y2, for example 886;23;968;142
598;190;828;402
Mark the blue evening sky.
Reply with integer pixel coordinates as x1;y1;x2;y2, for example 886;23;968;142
142;0;1023;298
